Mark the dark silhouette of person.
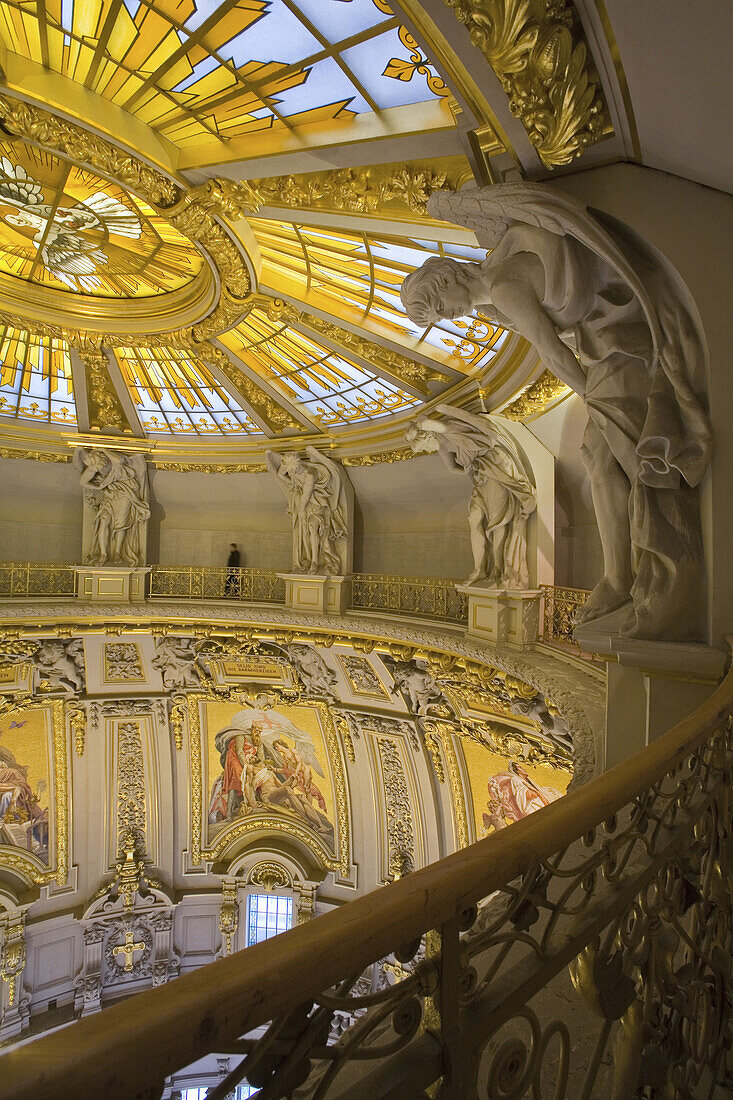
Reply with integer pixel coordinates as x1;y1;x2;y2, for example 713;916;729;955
225;542;241;596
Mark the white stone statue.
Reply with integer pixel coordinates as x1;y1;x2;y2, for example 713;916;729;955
73;448;150;568
152;637;201;690
508;691;574;757
35;639;85;693
407;405;536;588
286;644;338;699
385;658;445;715
401;184;712;641
266;447;352;575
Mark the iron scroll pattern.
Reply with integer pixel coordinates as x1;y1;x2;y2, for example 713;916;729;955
212;718;733;1099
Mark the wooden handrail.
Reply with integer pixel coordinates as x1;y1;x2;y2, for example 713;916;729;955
3;666;731;1100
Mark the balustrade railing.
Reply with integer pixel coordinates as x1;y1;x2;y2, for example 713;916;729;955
0;562;76;598
350;573;468;624
540;583;590;646
1;562;591;647
148;566;286;603
4;664;732;1100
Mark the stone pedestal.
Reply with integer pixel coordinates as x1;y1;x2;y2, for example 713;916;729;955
75;567;150;603
456;585;542;645
279;574;351;615
575;618;726;769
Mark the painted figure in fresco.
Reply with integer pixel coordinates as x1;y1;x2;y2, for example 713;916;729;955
486;761;562;826
407;405;536;587
482;796;508;835
207;709;333;838
74;447;150;567
401;185;712;639
0;741;48;858
266;447;348;574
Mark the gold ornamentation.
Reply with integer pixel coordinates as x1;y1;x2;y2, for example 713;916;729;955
342;450;414;467
540;583;590;646
219;877;239;955
0;95;178;208
248;862;292;891
0;448;69;463
0;910;26;1007
0;96;255;346
500;368;570;420
169;695;186;752
68;702;86;757
442;0;610;167
376;737;415;882
117;722;146;854
383;26;451;100
254;165;450;217
334;713;356;764
154;462;267;474
423;729;446;784
0;563;76;598
77;349;129;433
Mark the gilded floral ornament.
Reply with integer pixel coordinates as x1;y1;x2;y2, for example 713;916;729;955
253;165;451;217
500;368;570;419
443;0;610;166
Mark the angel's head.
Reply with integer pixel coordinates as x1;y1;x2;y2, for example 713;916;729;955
405;420;439;456
400;256;479;325
5;210;44;233
279;453;304;478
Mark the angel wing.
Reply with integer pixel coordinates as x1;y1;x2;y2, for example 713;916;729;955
42;230;106;290
0;157;46;209
83;192;141;240
434;403;536;505
304;446;347;537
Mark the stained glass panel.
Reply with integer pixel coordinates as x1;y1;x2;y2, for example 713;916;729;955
0;326;77;426
222;309;422;427
253;220;509;373
114;345;263;436
0;0;448;151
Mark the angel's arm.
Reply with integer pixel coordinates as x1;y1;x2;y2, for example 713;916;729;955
488;255;587;396
265;450;281;477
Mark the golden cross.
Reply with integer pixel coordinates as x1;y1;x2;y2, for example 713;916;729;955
112;929;145;972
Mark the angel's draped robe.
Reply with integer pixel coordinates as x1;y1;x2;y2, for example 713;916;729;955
482;219;710;639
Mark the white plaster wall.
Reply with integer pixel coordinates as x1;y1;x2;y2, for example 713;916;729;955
0;458;81;562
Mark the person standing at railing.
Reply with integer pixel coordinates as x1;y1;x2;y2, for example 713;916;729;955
225;542;240;597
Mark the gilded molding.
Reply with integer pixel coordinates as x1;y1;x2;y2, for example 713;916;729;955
76;349;129;433
443;0;610;167
117;721;146;854
153;461;268;474
252;165;451;217
0;909;26;1007
376;736;415;881
0;448;70;463
500;368;570;420
342;449;414;467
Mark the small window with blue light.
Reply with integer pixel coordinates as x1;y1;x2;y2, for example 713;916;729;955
246;893;294;947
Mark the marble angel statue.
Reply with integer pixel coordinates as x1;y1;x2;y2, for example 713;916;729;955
400;185;712;640
266;448;349;574
408;405;536;588
74;448;151;567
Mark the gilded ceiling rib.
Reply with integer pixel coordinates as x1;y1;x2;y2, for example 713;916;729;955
76;349;131;434
203;343;308;434
442;0;611;167
248;165;453;218
500;368;570;420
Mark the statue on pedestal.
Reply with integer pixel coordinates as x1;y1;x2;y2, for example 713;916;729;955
401;185;712;640
266;447;351;575
73;448;150;567
407;405;536;588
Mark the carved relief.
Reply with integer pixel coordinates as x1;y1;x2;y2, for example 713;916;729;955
338;655;389;699
152;636;202;690
103;642;145;683
286;644;339;699
376;738;415;883
116;722;146;854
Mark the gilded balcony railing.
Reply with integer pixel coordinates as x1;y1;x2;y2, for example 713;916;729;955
148;566;286;603
541;583;590;645
4;666;732;1099
351;573;468;624
0;562;76;598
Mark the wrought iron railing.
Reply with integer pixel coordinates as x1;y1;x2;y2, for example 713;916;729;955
351;573;468;624
4;666;731;1099
541;583;590;645
0;562;76;598
148;566;286;603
